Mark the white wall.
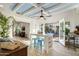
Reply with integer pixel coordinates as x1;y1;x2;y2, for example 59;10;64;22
30;21;40;34
29;8;79;34
36;8;79;32
0;7;39;38
1;7;79;37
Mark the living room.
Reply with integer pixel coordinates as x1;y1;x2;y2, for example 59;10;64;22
0;3;79;56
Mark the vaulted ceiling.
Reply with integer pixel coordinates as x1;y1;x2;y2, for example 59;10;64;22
0;3;79;19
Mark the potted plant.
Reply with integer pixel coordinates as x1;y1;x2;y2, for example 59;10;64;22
0;12;9;40
65;27;70;40
0;12;19;50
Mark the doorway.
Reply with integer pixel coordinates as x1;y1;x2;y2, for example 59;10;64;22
14;21;30;39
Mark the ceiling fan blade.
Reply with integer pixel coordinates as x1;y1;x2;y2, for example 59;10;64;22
37;17;40;19
30;16;39;19
45;15;52;17
30;16;42;20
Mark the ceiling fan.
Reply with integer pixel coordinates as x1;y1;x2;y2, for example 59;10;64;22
30;9;52;20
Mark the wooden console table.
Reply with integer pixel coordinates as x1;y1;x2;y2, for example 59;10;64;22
0;42;28;56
